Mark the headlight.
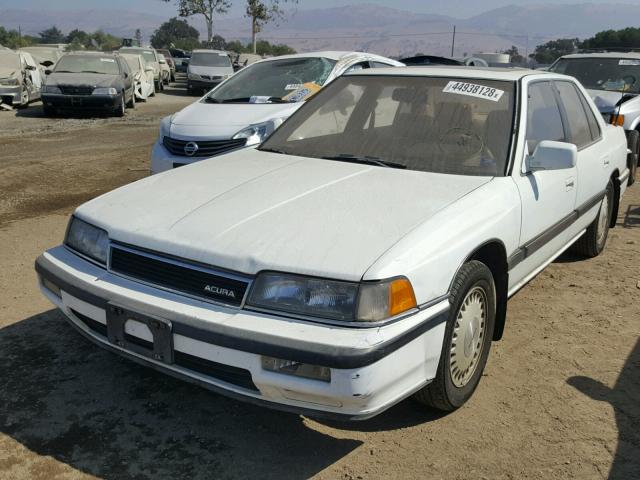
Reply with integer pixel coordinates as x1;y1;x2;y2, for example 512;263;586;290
0;77;19;86
42;85;61;93
246;272;417;323
232;119;285;146
92;87;117;95
188;73;201;80
159;115;172;138
65;217;109;264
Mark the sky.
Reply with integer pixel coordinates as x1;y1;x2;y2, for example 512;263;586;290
0;0;633;18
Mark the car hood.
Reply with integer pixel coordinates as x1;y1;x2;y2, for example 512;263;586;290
0;67;19;78
586;88;639;113
189;65;232;76
77;150;492;280
169;101;301;138
46;72;119;87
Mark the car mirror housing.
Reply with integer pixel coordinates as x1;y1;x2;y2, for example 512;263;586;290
527;140;577;172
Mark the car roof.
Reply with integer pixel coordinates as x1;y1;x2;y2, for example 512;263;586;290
346;65;545;81
65;51;118;57
262;51;392;62
560;52;640;59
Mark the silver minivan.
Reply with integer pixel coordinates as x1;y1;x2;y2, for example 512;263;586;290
187;49;233;95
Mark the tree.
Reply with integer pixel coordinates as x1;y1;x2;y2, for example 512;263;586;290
529;38;579;65
162;0;231;45
581;28;640;51
66;29;92;49
39;26;65;44
503;45;524;64
134;28;143;47
150;17;200;49
245;0;297;54
91;30;122;51
0;26;36;49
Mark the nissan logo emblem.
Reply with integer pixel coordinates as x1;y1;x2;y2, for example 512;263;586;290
184;141;199;156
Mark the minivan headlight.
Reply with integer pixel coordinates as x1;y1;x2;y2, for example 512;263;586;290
0;77;19;86
65;216;109;264
188;73;201;80
246;272;417;323
232;119;284;146
42;85;61;93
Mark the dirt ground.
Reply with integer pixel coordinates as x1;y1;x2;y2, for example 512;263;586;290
0;78;638;480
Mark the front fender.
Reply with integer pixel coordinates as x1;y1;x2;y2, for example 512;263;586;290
363;178;521;305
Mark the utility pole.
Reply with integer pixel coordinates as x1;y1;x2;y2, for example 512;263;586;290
451;25;456;57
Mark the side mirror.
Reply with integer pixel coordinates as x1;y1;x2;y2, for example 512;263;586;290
527;140;577;172
159;59;166;64
44;69;52;75
145;67;154;73
124;72;129;78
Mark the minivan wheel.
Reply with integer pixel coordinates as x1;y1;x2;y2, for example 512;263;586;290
127;89;135;108
413;260;496;411
571;179;614;258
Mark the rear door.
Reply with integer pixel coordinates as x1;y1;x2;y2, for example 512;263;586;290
511;80;578;269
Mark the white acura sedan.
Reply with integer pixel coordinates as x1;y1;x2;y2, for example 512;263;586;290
36;67;629;420
150;51;403;174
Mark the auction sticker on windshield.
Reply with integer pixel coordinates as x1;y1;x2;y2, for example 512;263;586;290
443;81;504;102
619;59;640;66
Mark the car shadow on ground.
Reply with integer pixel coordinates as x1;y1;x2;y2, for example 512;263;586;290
0;310;438;479
567;339;640;480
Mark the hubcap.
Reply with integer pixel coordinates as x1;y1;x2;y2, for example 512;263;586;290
597;193;609;245
450;286;487;388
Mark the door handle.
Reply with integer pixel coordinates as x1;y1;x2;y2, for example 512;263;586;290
565;178;575;190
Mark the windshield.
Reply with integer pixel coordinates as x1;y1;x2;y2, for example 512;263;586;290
0;53;20;70
55;55;120;75
207;57;336;103
190;52;231;68
260;75;515;176
550;57;640;94
122;49;157;65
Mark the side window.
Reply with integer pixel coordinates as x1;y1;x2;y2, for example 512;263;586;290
371;61;394;68
577;87;602;141
526;82;566;153
555;81;593;148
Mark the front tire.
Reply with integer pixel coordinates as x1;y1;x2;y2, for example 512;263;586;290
571;179;614;258
127;88;135;108
413;260;496;411
626;130;639;186
114;93;125;117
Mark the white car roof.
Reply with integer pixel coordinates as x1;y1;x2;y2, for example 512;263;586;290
192;49;228;54
252;51;403;66
560;52;640;60
347;65;549;81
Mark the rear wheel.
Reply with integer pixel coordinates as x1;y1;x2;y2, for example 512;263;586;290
572;179;613;258
413;260;496;411
626;130;639;186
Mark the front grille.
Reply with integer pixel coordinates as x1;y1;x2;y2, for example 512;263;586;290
59;86;94;95
162;136;246;157
71;309;107;337
200;75;221;81
109;246;249;306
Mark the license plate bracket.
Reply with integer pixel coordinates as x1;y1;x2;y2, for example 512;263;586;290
107;303;174;364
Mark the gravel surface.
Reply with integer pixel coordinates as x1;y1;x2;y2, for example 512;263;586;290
0;79;638;480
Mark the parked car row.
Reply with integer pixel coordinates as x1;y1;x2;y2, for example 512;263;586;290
0;49;43;108
36;46;637;421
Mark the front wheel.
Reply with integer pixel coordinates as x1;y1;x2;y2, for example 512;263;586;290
413;260;496;411
127;88;135;108
571;179;614;258
114;93;125;117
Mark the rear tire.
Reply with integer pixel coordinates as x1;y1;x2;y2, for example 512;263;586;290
572;179;613;258
413;260;496;411
625;130;639;186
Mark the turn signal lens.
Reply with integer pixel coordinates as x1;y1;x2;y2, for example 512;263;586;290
389;278;418;316
611;114;625;126
357;277;417;322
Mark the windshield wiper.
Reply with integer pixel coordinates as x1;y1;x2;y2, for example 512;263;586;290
321;154;406;169
207;96;290;104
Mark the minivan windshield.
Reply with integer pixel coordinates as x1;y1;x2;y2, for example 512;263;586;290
55;55;120;75
190;52;231;68
206;57;336;103
260;75;515;176
121;49;157;65
550;57;640;94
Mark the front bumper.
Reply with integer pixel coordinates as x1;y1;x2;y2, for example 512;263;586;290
36;246;448;420
187;78;222;91
42;93;121;112
0;85;22;105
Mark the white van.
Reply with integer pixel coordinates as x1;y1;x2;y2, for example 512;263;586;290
187;49;234;94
